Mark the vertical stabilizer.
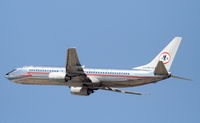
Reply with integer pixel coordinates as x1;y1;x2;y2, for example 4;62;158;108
134;37;182;71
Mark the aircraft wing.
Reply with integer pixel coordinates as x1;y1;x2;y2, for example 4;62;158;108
66;48;92;84
100;87;144;95
66;48;82;73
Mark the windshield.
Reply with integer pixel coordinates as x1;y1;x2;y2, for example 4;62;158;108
6;69;16;75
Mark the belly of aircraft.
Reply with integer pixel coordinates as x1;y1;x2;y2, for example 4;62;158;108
12;77;66;86
99;77;164;88
11;76;165;88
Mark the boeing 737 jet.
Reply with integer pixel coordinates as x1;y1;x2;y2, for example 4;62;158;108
5;37;190;96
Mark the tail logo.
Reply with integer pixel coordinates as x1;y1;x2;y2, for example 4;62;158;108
159;52;171;64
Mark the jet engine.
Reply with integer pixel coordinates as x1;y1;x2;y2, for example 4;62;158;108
70;87;94;96
48;72;65;81
48;72;73;82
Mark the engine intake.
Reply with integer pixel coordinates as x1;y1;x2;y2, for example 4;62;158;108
70;87;93;96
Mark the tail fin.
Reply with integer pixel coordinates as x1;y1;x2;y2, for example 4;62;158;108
134;37;182;71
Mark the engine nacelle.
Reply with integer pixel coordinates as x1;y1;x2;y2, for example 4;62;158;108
70;87;93;96
48;72;66;81
48;72;72;82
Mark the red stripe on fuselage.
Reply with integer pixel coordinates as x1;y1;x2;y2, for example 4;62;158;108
15;72;49;78
16;75;32;77
18;72;152;79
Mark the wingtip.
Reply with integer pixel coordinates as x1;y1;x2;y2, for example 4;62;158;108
67;47;77;52
174;36;183;41
68;47;77;49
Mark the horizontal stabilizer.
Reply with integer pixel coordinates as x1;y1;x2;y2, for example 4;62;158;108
101;87;144;95
170;75;192;81
154;61;169;75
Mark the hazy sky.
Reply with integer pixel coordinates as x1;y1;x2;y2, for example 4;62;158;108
0;0;199;123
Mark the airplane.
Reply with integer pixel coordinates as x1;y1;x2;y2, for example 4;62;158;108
5;37;190;96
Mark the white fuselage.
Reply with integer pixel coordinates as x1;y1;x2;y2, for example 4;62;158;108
4;37;184;95
5;66;168;88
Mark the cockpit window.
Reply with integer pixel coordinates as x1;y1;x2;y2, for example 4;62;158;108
6;69;16;75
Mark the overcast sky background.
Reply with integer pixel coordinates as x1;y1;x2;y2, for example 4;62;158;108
0;0;199;123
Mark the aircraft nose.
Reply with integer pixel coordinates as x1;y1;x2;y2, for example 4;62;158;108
5;73;11;80
5;69;16;80
5;74;9;79
5;73;16;80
